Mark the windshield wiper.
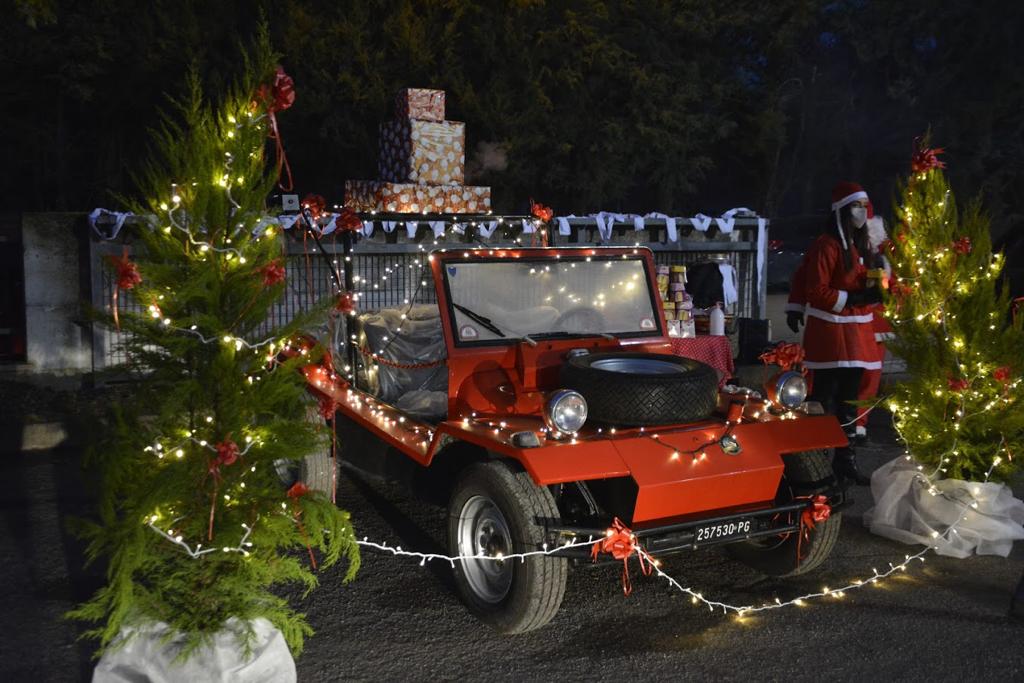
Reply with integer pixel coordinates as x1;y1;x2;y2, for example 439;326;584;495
528;331;616;340
453;302;506;338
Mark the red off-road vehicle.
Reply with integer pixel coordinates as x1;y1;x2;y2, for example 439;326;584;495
300;246;848;632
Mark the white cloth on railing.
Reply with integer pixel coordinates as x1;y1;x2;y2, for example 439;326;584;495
594;211;628;240
522;218;535;234
864;456;1024;558
361;220;374;237
405;220;419;238
718;263;739;306
381;220;398;233
88;208;131;240
633;215;645;231
756;217;767;297
690;214;714;233
450;222;465;235
476;221;499;238
644;212;678;241
555;214;575;235
429;221;446;238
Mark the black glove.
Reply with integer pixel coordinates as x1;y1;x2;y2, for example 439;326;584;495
786;311;804;333
847;286;883;307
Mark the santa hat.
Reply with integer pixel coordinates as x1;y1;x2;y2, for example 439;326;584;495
830;181;869;250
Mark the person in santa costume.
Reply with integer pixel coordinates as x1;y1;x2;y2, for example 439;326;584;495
799;181;883;485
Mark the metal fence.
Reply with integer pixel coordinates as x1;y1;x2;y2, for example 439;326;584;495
89;217;766;369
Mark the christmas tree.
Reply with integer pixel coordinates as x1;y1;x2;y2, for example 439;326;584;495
69;31;359;659
883;141;1024;482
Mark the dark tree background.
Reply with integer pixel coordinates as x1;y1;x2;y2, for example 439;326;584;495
2;0;1022;242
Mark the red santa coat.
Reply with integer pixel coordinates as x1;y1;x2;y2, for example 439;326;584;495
802;235;880;370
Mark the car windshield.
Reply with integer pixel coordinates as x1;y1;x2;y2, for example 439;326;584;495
443;255;660;343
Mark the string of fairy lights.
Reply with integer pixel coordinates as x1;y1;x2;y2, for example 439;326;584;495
115;102;1019;625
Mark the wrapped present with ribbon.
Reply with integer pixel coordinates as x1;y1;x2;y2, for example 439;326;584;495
379;118;466;185
344;180;491;214
395;87;445;122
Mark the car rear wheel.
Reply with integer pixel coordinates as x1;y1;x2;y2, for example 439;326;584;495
274;403;336;495
447;460;567;633
726;449;841;576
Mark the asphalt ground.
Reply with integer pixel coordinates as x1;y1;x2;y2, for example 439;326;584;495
1;411;1022;681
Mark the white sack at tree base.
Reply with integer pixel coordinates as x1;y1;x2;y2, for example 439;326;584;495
93;617;295;683
864;456;1024;558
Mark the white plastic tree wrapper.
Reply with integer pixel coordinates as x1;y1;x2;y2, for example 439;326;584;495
864;456;1024;558
93;618;295;683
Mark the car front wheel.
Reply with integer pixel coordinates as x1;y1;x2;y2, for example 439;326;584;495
447;460;567;633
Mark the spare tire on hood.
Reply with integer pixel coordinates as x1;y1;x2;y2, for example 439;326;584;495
559;352;719;427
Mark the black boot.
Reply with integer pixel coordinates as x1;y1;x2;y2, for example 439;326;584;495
1012;572;1024;621
833;447;870;486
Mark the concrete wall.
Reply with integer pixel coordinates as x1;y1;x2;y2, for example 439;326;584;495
21;214;91;373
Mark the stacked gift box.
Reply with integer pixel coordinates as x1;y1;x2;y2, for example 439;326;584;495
345;88;492;214
656;265;696;337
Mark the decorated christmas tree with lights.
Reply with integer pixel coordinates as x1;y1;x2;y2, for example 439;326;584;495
883;141;1024;482
69;32;358;660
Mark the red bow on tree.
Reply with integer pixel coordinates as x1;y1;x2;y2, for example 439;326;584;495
911;142;946;174
254;65;296;192
993;366;1012;384
336;207;364;233
952;237;972;255
260;259;286;287
591;518;653;596
302;194;326;219
948;377;970;392
334;291;356;315
759;342;805;372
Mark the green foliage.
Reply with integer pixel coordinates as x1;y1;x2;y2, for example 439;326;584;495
67;28;359;659
884;154;1024;482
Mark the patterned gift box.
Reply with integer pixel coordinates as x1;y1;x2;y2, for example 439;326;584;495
378;118;465;185
395;88;445;122
345;180;491;214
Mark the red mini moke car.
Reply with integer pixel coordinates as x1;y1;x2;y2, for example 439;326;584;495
300;246;848;632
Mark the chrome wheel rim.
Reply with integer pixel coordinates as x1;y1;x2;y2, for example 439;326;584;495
457;495;514;604
591;357;687;375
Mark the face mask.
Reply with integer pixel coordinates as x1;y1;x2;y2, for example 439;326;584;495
850;206;867;228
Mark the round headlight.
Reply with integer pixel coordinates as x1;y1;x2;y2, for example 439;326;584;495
545;390;588;434
773;371;808;409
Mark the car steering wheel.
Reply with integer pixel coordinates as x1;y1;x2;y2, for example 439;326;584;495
552;306;607;333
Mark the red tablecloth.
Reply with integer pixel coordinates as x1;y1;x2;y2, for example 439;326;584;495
669;336;734;384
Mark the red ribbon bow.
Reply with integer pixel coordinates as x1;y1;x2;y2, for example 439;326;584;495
591;518;653;596
336;207;364;233
948;377;970;392
302;194;326;219
911;143;946;174
758;342;805;372
952;237;972;255
107;249;141;331
993;366;1011;384
259;259;287;287
334;291;356;315
286;482;318;569
530;199;553;223
255;65;296;191
796;494;832;563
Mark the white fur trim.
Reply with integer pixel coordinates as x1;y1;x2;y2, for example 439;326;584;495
831;190;868;211
866;216;887;250
784;303;805;313
806;306;873;324
832;290;848;313
856;425;867;436
804;359;883;370
834;211;848;250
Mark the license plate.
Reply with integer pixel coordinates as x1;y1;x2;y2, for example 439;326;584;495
693;518;754;545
